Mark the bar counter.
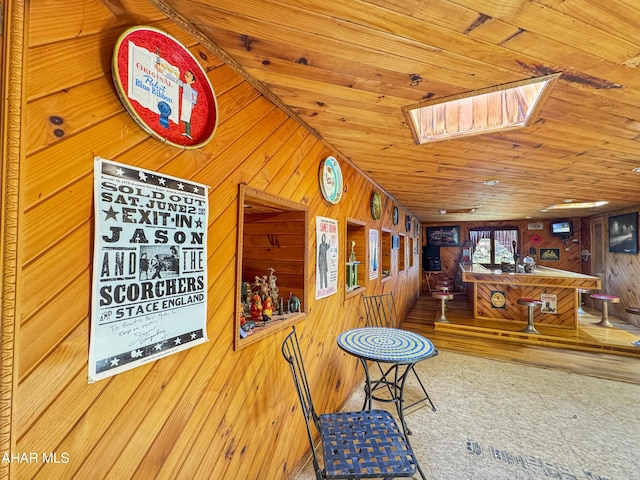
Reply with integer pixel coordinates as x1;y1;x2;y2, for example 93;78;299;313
461;264;601;330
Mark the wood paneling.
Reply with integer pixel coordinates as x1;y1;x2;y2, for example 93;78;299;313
596;208;640;328
156;0;640;223
423;218;583;286
4;2;421;479
7;2;640;479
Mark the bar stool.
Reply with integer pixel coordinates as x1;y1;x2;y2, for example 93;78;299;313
517;298;542;334
590;294;620;328
577;288;592;315
625;306;640;316
625;307;640;347
432;291;454;323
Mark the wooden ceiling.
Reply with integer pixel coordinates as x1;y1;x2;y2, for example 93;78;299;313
158;0;640;223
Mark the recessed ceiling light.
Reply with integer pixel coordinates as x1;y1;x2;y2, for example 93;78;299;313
437;208;477;215
633;167;640;173
483;179;499;186
545;201;608;210
562;199;574;203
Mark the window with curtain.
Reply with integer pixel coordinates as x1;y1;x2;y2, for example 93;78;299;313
469;227;519;266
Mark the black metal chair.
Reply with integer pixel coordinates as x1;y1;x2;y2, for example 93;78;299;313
361;293;437;412
281;326;424;479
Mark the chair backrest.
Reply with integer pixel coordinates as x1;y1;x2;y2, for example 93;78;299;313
361;293;398;328
281;326;322;475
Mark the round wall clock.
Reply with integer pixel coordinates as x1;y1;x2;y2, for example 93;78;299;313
370;192;382;220
392;206;399;225
405;215;411;232
318;156;343;204
112;26;219;149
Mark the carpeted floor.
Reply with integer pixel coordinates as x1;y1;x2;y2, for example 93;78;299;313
294;351;640;480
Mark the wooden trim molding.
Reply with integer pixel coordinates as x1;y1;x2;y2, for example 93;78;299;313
147;0;409;215
1;0;26;476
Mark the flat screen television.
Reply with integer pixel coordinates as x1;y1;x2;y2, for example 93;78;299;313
551;220;573;236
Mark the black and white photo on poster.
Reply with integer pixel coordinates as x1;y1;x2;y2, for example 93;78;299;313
89;157;209;382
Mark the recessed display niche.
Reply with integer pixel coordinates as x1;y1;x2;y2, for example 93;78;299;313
235;185;308;350
381;229;392;279
346;218;367;297
398;233;406;272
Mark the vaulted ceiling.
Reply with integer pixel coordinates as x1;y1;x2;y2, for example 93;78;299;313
159;0;640;223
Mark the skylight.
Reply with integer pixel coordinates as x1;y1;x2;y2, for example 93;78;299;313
403;74;561;144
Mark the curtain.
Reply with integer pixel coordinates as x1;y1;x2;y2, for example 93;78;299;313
495;229;518;254
469;228;518;264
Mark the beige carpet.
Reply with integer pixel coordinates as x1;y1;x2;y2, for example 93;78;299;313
294;351;640;480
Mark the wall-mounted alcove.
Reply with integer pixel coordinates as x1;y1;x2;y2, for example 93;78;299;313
381;228;392;279
398;233;406;272
409;237;416;269
346;218;367;298
235;185;308;350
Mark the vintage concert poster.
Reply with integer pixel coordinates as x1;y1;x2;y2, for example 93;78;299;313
315;216;338;300
89;157;209;382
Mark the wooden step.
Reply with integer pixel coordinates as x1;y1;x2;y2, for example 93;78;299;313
403;293;640;359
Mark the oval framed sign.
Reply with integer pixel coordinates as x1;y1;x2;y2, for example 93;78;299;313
319;156;343;204
112;26;219;149
370;192;382;220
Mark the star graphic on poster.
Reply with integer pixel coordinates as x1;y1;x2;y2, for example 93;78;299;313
154;342;164;351
131;349;143;358
110;357;120;367
177;183;185;190
103;206;118;220
174;337;182;345
190;332;197;340
139;171;148;182
158;177;166;185
195;218;203;228
192;186;199;193
115;168;125;177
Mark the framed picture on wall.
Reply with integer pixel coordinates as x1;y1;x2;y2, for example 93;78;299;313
609;212;638;254
426;225;460;247
369;228;379;279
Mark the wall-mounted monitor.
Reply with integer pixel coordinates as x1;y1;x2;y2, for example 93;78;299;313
550;220;573;237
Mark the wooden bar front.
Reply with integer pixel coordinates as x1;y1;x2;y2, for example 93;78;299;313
461;265;601;330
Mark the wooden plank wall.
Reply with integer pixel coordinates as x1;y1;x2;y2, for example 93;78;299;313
591;208;640;327
423;219;583;286
6;1;421;479
242;210;307;308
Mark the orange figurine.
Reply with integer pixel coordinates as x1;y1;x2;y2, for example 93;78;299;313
250;294;263;320
263;296;273;320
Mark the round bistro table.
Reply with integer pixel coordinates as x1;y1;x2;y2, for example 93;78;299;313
337;327;438;436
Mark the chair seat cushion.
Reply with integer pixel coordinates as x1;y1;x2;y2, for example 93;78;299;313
591;294;620;302
517;298;542;306
432;292;453;300
320;409;417;478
